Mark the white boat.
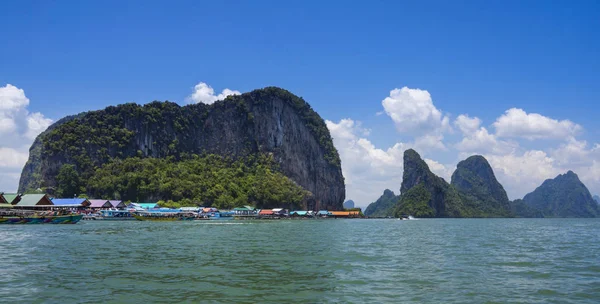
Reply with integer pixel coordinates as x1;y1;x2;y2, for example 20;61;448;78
98;210;136;220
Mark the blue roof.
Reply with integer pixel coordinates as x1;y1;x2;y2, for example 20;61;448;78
317;210;330;215
137;203;159;209
51;198;89;206
291;211;308;215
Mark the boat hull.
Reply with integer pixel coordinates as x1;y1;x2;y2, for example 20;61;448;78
133;214;196;221
0;214;83;224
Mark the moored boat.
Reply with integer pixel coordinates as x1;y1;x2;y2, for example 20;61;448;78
133;212;196;221
0;210;83;224
99;210;136;220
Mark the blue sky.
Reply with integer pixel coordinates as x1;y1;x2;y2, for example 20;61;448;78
1;1;599;207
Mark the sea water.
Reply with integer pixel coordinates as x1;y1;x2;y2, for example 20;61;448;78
1;219;599;303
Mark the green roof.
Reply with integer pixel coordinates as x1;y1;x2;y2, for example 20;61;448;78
16;194;52;206
2;193;19;204
0;203;13;208
136;203;159;209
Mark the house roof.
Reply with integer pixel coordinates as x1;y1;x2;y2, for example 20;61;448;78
17;194;52;206
89;199;113;208
317;210;330;215
259;210;274;215
291;211;308;216
137;203;159;209
234;207;252;211
109;200;124;208
51;198;90;207
272;208;284;212
2;193;20;204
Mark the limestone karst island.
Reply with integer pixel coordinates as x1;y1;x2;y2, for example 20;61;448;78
2;2;600;302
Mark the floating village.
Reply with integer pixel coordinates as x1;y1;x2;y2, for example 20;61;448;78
0;193;363;224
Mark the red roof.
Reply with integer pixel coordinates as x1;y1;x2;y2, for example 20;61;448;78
259;210;274;215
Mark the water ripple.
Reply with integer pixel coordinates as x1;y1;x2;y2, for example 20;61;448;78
0;219;599;303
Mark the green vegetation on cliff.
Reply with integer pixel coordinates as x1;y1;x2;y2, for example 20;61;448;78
395;149;597;218
19;87;345;210
451;155;512;217
56;164;84;198
394;183;435;218
509;199;543;218
33;88;340;191
84;154;311;209
364;189;398;217
521;171;599;217
398;149;471;217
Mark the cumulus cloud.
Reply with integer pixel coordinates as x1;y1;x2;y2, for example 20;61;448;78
326;116;457;208
0;84;29;110
332;85;600;204
493;108;582;140
187;82;241;104
454;114;516;155
424;158;453;181
455;114;482;135
25;112;53;140
485;150;559;199
382;87;451;135
0;147;30;168
0;84;52;192
326;118;407;207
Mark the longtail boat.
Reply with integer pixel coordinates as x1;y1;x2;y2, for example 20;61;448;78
0;210;83;224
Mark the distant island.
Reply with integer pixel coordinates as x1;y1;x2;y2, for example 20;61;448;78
365;149;599;218
18;87;345;211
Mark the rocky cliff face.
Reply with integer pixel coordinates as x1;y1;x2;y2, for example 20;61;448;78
400;149;467;217
521;171;599;217
593;195;600;204
364;189;398;217
398;150;514;217
18;87;345;210
451;155;512;217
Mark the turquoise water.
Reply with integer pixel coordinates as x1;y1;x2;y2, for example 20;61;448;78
1;219;599;303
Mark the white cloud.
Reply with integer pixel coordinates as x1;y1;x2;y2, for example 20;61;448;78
485;150;559;199
334;85;600;204
0;147;29;168
493;108;582;140
455;114;482;135
25;112;53;140
550;137;592;167
454;114;516;155
0;84;29;110
326;118;407;208
0;84;52;192
187;82;241;104
414;134;447;152
424;158;453;181
326;116;456;208
382;87;450;135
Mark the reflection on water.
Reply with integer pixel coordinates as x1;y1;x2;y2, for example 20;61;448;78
1;219;599;303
